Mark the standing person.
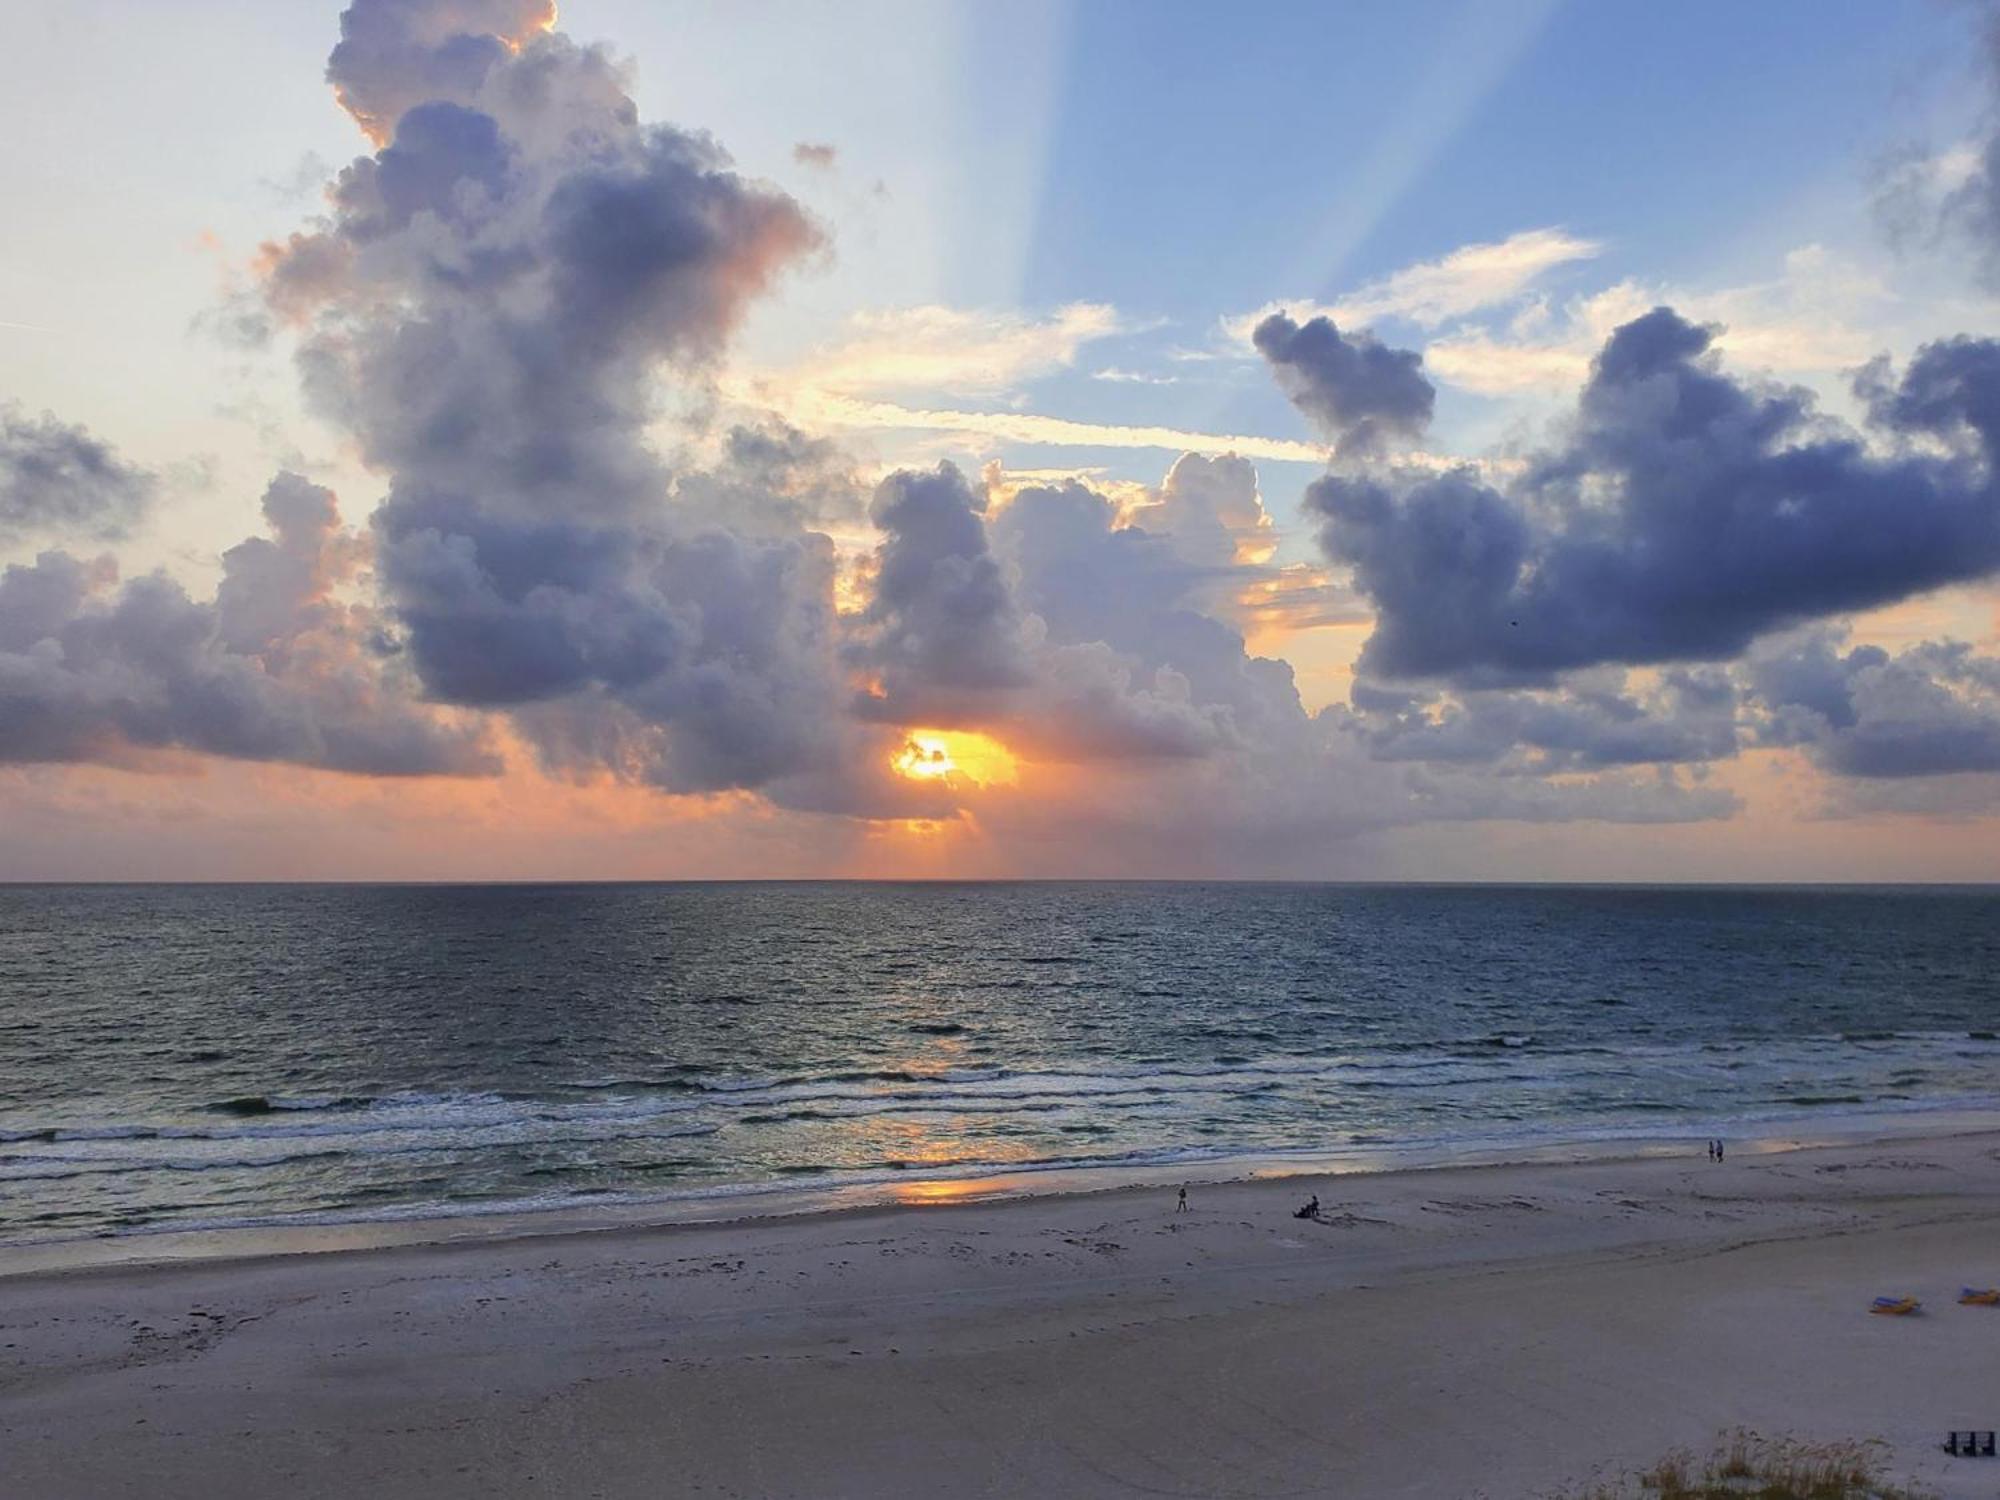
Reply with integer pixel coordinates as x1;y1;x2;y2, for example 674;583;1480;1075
1716;1139;1724;1162
1177;1185;1188;1213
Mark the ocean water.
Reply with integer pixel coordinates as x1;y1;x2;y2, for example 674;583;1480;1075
1;883;1996;1248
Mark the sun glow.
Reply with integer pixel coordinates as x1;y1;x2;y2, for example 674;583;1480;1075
891;730;1019;786
893;1176;1012;1206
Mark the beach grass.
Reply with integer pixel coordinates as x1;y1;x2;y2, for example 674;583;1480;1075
1550;1429;1935;1499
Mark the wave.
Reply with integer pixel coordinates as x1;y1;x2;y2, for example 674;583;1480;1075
9;1033;2000;1231
14;1090;2000;1254
12;1032;2000;1152
0;1120;724;1183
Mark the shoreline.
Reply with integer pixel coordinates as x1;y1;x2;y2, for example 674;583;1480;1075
8;1101;1997;1281
5;1123;1999;1496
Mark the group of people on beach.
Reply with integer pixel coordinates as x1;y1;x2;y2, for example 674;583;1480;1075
1706;1139;1726;1162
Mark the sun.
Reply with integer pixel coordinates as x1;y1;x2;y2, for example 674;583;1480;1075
891;730;1019;786
895;736;956;780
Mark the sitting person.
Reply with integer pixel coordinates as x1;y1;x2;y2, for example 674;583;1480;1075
1294;1195;1320;1220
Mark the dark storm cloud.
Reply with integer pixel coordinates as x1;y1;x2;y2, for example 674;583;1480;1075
1306;308;2000;684
1252;312;1435;457
0;474;493;775
1748;630;2000;779
0;405;156;546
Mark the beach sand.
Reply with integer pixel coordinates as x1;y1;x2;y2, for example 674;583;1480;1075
4;1130;1999;1498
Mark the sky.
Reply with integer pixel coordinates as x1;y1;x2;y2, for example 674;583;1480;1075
3;0;2000;880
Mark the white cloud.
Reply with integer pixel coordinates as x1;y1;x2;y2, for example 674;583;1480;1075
1423;331;1590;395
755;386;1333;464
715;374;1521;476
1424;246;1905;397
784;303;1123;397
1091;367;1180;385
1929;142;1982;195
1875;137;1984;240
1227;227;1602;339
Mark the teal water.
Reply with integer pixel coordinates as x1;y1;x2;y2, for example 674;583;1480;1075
1;883;1995;1245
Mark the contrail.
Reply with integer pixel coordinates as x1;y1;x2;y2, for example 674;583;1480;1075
0;318;63;335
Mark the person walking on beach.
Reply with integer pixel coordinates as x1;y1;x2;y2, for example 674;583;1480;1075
1715;1139;1724;1162
1177;1185;1189;1213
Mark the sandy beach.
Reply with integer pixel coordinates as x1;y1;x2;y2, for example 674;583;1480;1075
2;1129;1997;1498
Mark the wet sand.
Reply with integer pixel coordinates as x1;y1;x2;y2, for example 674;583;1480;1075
4;1129;1999;1497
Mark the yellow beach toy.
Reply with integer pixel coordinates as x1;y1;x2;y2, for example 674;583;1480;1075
1870;1296;1922;1315
1958;1287;2000;1306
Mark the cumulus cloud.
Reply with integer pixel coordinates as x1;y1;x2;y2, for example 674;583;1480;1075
987;474;1283;760
257;0;858;799
1253;312;1436;458
1336;668;1741;774
0;474;493;775
326;0;558;144
851;462;1033;720
668;418;867;537
792;141;837;169
1305;307;2000;683
850;462;1239;763
1749;629;2000;781
0;405;156;546
1124;453;1270;567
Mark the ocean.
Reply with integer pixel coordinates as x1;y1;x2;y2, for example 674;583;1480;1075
1;882;1996;1250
